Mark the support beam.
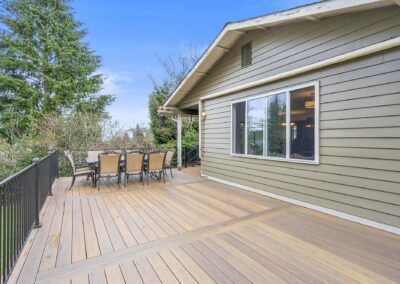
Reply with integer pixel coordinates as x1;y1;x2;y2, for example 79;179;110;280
255;25;268;30
157;106;178;115
230;30;246;36
194;71;208;76
306;15;320;21
181;109;198;116
216;45;231;52
177;111;182;170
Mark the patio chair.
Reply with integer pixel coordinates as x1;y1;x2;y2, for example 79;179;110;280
146;151;167;184
123;151;145;186
164;149;175;178
96;151;122;190
65;150;94;190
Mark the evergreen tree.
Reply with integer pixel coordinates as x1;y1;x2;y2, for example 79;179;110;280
0;0;113;140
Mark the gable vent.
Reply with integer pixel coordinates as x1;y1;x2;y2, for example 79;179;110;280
241;42;252;68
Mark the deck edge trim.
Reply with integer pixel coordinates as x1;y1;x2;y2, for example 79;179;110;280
202;174;400;235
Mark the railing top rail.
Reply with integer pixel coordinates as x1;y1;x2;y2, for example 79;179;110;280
0;150;58;187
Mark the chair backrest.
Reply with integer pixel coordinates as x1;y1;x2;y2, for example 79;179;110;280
64;150;76;174
164;150;175;166
87;150;104;160
148;151;166;172
98;152;121;175
125;151;144;173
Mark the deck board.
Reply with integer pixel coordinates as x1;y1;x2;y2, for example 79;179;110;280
10;167;400;284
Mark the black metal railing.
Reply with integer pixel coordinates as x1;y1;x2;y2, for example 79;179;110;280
0;151;58;283
183;146;200;168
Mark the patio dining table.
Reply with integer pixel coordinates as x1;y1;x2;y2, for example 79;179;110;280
85;154;150;187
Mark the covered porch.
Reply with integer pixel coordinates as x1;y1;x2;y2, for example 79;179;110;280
158;103;201;170
9;167;400;283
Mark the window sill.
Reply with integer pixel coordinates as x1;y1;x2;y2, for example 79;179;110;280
230;153;319;165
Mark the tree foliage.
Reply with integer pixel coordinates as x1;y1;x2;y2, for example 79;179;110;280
0;0;113;140
182;119;198;148
130;123;153;148
0;135;47;180
149;82;177;145
148;48;200;147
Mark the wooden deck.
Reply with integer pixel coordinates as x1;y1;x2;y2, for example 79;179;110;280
10;167;400;284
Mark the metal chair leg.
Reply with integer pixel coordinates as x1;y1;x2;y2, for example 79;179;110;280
69;176;76;190
170;167;173;178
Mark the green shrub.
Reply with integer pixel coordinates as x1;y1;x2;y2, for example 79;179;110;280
0;136;47;181
182;129;198;149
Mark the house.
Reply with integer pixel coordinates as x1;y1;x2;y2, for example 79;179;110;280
160;0;400;234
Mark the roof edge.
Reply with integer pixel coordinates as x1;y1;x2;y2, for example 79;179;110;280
164;0;395;108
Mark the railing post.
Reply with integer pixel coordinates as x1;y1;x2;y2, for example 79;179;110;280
48;151;53;196
32;157;41;228
183;147;187;168
55;150;59;178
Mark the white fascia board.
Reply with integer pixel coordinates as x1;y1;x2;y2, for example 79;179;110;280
164;30;240;107
228;0;391;30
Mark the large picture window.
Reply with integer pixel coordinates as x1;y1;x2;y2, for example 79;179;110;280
231;83;318;163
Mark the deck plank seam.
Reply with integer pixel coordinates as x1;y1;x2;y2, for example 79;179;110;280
35;205;293;282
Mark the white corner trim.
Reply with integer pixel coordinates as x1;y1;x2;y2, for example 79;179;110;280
199;36;400;101
201;174;400;235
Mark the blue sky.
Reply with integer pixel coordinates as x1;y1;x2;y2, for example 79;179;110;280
71;0;316;128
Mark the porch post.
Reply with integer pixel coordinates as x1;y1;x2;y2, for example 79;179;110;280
198;100;202;159
177;111;182;170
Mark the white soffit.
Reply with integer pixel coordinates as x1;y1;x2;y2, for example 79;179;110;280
164;0;395;107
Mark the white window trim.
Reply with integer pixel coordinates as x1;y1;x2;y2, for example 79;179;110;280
230;81;320;165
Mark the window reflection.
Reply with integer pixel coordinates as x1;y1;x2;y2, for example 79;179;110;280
247;98;265;155
267;93;286;157
290;87;315;160
232;102;246;154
